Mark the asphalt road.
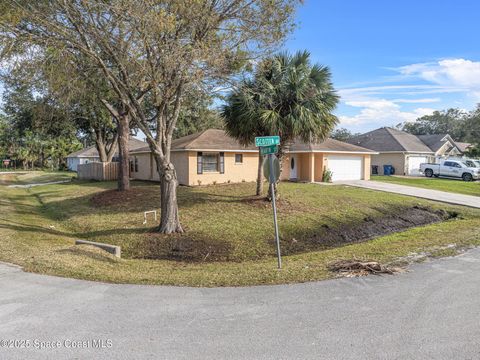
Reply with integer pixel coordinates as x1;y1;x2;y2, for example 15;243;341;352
1;249;480;360
344;180;480;209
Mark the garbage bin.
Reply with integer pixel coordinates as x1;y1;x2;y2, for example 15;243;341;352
371;165;378;175
383;165;394;175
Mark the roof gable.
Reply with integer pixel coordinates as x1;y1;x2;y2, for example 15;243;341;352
289;138;376;153
67;137;148;158
348;127;434;153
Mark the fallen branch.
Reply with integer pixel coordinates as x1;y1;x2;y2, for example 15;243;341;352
327;259;403;277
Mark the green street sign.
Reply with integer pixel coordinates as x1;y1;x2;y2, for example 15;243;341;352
260;145;278;156
255;136;280;147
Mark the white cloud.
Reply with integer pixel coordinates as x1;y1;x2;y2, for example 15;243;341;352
339;98;435;126
335;58;480;130
398;58;480;88
338;84;464;99
392;98;441;103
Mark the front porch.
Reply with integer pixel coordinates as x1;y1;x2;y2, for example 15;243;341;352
281;153;325;182
281;152;371;182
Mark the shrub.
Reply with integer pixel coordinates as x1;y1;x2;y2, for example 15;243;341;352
322;168;333;183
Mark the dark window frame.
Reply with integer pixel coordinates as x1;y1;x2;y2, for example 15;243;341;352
235;153;243;164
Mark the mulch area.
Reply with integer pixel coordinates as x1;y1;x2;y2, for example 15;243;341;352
90;187;153;207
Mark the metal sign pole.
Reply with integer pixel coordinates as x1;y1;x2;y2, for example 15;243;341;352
269;153;282;269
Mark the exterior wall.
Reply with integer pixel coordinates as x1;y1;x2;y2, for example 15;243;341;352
188;151;258;186
280;156;290;181
363;155;371;180
371;153;406;175
172;152;189;185
67;157;100;171
314;153;325;182
67;157;80;171
281;152;370;182
131;150;373;185
131;152;190;185
131;153;153;180
298;153;312;181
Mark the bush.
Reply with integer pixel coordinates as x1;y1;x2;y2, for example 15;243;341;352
322;168;333;183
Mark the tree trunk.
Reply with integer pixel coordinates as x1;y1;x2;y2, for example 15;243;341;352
157;159;183;233
96;137;108;162
106;134;119;162
95;130;118;163
117;114;130;191
256;150;264;196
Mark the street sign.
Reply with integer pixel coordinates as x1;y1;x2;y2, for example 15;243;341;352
255;136;280;147
256;135;282;269
260;144;278;156
263;153;282;269
263;155;280;182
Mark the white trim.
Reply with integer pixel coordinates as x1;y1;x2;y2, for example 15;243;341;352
287;150;378;155
130;149;259;155
374;151;434;154
67;156;101;159
131;149;379;155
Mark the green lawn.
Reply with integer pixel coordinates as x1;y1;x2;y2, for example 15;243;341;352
372;175;480;197
1;171;480;286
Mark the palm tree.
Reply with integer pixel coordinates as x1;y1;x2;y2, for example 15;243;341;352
222;50;339;197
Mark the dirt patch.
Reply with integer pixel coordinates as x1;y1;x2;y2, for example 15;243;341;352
132;234;234;262
91;187;154;207
289;206;459;252
241;196;303;214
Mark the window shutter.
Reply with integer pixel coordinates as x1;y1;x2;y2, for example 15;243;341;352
219;152;225;174
197;152;203;174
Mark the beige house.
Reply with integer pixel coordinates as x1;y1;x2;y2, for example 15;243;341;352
130;129;376;185
348;127;464;176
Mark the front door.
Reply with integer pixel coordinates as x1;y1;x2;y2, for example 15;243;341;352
289;155;298;180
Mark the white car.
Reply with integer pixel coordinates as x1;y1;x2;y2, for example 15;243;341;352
419;159;480;181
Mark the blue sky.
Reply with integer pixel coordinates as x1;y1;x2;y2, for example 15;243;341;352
3;1;480;134
286;0;480;133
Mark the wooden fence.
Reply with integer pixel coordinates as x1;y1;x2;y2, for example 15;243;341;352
77;162;119;181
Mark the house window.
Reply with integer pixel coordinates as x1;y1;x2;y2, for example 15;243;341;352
130;156;139;173
197;152;224;174
235;154;243;164
202;153;219;172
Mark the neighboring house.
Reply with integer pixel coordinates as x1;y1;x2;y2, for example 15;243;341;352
130;129;376;185
416;134;463;158
348;127;464;176
456;142;473;153
66;138;147;171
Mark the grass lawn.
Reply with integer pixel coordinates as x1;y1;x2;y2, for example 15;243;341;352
372;175;480;197
1;171;480;287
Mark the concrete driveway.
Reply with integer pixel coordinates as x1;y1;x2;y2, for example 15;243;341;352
343;180;480;208
2;248;480;360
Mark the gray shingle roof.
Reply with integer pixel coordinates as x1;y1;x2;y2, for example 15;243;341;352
67;138;147;158
132;129;376;154
348;127;434;153
132;129;258;153
417;134;450;152
289;138;376;153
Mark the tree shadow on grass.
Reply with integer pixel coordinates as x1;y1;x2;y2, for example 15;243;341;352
37;182;262;222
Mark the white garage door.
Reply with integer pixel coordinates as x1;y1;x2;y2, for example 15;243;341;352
327;155;364;181
407;156;429;176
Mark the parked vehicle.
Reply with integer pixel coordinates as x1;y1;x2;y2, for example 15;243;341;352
419;159;480;181
464;159;479;168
